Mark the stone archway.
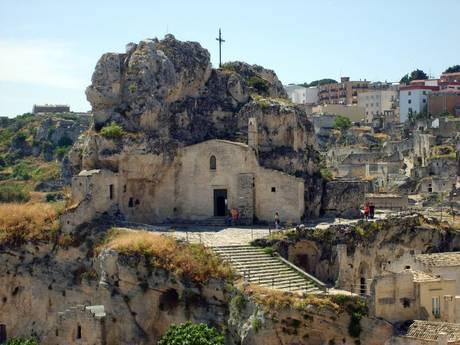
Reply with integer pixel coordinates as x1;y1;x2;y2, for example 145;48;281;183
288;241;320;276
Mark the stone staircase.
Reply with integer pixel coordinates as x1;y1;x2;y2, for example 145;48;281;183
213;245;326;294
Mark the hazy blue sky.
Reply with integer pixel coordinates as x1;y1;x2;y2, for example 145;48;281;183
1;0;459;116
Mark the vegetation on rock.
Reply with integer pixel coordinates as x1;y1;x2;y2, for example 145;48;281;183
158;321;224;345
100;229;234;283
0;202;61;246
5;338;39;345
100;121;124;138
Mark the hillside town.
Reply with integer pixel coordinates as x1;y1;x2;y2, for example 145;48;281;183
0;2;460;345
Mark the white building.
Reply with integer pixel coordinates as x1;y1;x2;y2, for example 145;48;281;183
284;85;318;104
400;85;439;123
358;89;399;123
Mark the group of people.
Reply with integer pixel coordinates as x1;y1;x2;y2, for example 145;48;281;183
362;201;376;221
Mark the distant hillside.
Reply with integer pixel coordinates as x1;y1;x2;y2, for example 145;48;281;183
0;113;91;203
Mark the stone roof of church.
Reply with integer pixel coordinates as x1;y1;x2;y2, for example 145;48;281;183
415;252;460;267
402;320;460;342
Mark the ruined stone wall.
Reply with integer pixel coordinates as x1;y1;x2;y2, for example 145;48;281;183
61;170;119;232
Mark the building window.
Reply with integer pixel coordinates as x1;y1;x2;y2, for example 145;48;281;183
210;155;216;170
123;185;127;193
77;325;82;339
432;297;440;318
423;91;426;95
271;187;276;192
408;99;412;104
423;99;426;103
109;184;114;200
128;197;134;208
408;91;412;96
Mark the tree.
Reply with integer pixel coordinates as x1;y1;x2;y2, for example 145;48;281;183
444;65;460;74
302;78;338;87
400;69;428;84
158;322;224;345
333;116;352;132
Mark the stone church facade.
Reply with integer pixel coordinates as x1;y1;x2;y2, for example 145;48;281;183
62;119;305;231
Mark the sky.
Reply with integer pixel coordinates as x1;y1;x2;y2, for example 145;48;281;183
0;0;459;117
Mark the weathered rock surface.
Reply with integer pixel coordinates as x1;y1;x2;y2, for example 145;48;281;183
74;34;323;217
258;214;460;288
0;222;393;345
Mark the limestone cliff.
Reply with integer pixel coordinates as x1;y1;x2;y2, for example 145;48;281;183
70;34;322;218
0;221;392;345
254;214;460;289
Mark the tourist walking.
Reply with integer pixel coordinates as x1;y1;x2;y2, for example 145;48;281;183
274;212;280;229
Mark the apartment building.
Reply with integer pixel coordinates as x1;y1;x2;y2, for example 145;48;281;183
318;77;370;105
358;88;399;123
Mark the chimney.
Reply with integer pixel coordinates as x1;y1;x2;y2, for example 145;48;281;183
248;117;258;155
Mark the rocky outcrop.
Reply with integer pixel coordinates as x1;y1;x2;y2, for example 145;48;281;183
72;34;323;218
256;214;460;289
0;222;393;345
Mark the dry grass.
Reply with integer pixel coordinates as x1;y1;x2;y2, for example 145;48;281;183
241;283;341;313
100;229;234;283
0;202;60;246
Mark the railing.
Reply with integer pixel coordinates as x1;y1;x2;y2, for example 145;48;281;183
274;253;327;291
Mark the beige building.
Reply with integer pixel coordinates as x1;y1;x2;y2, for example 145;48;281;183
62;119;305;231
372;269;456;323
318;77;370;105
312;104;365;122
357;89;399;123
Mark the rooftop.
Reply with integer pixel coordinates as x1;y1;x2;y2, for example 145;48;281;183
415;252;460;267
402;320;460;342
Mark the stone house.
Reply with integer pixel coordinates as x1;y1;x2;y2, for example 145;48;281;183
62;119;305;231
364;193;408;210
371;269;456;322
417;176;456;194
43;305;106;345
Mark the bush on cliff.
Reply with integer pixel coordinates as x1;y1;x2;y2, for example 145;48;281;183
0;184;30;203
100;230;234;283
6;338;39;345
158;322;224;345
0;202;60;246
100;121;124;138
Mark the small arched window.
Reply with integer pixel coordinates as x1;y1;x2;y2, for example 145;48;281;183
210;155;216;170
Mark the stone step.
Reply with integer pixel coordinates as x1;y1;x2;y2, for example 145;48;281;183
212;245;326;294
248;274;308;285
226;256;281;264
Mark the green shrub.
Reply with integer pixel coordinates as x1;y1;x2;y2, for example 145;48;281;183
12;163;31;180
333;116;352;132
54;146;70;161
6;338;39;345
247;76;269;93
100;122;124;139
46;192;64;202
0;184;30;202
158;321;224;345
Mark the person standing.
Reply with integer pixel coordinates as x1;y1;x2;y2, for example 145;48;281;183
274;212;280;229
369;202;375;219
363;202;370;221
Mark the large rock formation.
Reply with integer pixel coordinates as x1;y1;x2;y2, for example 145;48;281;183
70;34;322;218
0;223;393;345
